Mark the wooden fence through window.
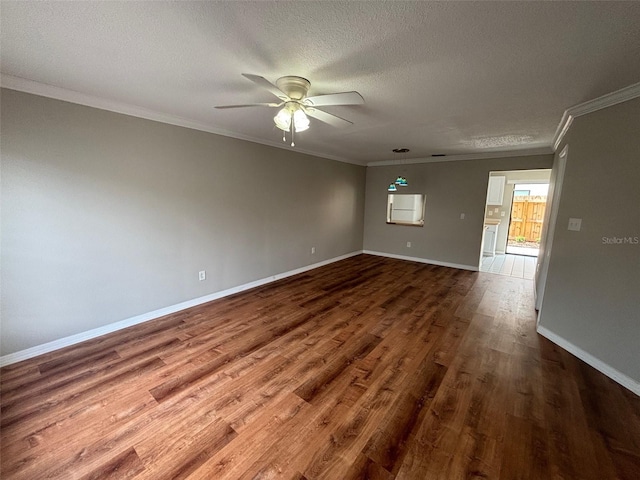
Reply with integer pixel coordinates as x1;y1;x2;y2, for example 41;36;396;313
508;195;547;242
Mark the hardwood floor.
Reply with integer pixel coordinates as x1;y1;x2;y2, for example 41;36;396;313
1;254;639;479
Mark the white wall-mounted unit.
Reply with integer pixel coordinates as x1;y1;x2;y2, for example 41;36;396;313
486;175;505;205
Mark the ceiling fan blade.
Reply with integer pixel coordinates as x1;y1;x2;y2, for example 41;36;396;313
305;108;353;128
215;102;281;109
241;74;289;101
304;91;364;107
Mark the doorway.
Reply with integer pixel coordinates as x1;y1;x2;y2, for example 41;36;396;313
480;169;551;279
506;183;549;257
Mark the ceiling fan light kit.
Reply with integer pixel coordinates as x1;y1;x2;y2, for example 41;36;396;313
273;103;310;146
292;109;310;131
216;74;364;147
273;107;292;132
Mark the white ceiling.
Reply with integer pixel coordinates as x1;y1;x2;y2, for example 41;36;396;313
2;1;639;166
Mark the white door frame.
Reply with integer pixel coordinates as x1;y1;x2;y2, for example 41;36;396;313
535;145;568;317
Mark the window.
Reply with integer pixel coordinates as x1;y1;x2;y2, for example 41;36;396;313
387;194;426;226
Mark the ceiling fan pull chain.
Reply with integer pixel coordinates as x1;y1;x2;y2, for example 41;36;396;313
291;119;295;147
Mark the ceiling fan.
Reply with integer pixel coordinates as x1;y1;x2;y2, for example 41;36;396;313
215;74;364;146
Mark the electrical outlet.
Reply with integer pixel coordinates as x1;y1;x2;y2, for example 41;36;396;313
406;241;411;248
568;218;582;231
501;211;505;217
488;211;493;216
198;270;206;281
311;247;316;254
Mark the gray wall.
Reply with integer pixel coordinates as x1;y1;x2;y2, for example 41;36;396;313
538;97;640;383
363;155;553;268
0;89;366;355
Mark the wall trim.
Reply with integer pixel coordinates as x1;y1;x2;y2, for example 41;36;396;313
552;110;575;152
2;75;552;169
0;74;358;166
553;81;640;151
363;250;479;272
506;177;551;185
537;325;640;396
0;251;363;367
367;148;553;168
4;75;638;168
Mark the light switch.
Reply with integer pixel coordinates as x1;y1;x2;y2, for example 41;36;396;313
568;218;582;231
488;211;493;216
501;211;505;217
460;213;465;220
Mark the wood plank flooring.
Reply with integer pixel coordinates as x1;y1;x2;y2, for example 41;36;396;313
1;254;639;479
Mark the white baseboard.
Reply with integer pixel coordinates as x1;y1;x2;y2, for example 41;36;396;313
537;325;640;396
0;251;363;367
363;250;478;272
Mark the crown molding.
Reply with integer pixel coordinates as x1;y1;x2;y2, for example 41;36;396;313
553;81;640;151
367;147;553;167
5;74;638;167
0;74;359;166
552;110;574;152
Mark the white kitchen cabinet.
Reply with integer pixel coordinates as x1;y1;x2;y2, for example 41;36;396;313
482;224;498;256
486;176;505;205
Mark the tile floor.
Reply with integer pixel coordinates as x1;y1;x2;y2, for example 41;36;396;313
480;253;537;279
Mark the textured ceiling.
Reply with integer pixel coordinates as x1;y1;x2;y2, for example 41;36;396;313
2;1;640;165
